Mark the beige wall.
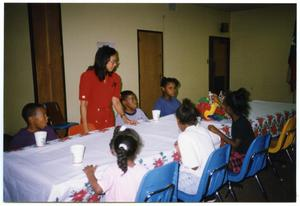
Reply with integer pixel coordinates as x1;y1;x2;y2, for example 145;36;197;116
230;5;296;102
61;4;230;122
4;4;295;134
4;3;34;135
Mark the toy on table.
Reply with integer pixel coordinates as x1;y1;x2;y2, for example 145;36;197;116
196;91;226;121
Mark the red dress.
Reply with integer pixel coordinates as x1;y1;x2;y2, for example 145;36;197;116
79;69;121;130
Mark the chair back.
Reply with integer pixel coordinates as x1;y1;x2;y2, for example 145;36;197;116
68;124;97;136
42;102;66;125
233;134;271;181
135;161;179;202
281;116;296;150
269;116;296;153
178;144;231;202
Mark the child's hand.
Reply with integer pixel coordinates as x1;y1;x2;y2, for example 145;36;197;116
123;116;137;125
83;165;97;177
208;125;220;134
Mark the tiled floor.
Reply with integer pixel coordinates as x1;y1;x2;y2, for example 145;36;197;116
219;152;296;202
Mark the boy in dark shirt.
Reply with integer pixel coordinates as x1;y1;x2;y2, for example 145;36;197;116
10;103;58;150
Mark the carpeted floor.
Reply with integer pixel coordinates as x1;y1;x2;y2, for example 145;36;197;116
218;152;297;202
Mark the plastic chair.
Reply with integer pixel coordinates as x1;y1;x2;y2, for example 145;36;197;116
42;102;78;131
227;134;271;201
68;123;96;136
177;144;231;202
267;116;296;180
135;161;179;202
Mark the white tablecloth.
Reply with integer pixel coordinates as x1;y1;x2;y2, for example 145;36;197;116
4;100;295;202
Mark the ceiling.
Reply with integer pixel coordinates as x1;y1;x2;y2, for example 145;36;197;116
199;4;279;12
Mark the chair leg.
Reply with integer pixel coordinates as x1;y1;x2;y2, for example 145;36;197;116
228;182;237;201
267;154;283;182
216;191;223;202
254;174;268;201
285;149;293;163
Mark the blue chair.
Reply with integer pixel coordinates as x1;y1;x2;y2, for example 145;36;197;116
135;161;179;202
178;144;231;202
227;134;271;201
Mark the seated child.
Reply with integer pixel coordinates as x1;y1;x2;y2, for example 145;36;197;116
115;90;148;126
10;103;58;150
153;77;181;117
175;99;215;195
84;126;148;202
208;88;255;173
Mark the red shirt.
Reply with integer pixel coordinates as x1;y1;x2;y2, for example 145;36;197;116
79;69;121;130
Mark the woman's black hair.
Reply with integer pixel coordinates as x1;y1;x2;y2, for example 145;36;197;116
175;98;198;125
22;103;44;124
223;87;251;117
109;126;142;174
160;77;180;88
88;45;118;81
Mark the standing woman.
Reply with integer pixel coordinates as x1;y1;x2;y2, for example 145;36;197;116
79;46;136;133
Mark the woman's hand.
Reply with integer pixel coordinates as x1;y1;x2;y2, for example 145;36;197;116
208;125;220;135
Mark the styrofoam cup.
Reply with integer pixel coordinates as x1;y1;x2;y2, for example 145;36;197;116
152;110;161;121
34;131;47;147
70;144;85;165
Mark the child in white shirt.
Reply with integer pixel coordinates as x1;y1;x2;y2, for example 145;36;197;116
115;90;148;126
83;126;148;202
175;99;215;195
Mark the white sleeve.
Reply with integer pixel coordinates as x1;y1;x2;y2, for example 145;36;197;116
115;114;124;126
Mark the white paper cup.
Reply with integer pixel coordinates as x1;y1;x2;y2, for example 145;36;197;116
152;110;161;121
70;144;85;165
34;131;47;147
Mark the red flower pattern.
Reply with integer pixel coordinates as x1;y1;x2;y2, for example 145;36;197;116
253;127;259;137
87;194;100;202
257;117;265;127
270;123;277;136
221;126;230;136
276;113;283;123
72;189;87;202
261;126;268;136
172;151;181;161
267;115;273;125
153;158;164;168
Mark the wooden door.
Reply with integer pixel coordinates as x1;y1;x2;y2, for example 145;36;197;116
209;36;230;94
138;30;163;118
28;3;67;118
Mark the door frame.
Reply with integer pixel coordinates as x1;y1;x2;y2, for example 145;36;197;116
137;29;164;111
209;36;230;93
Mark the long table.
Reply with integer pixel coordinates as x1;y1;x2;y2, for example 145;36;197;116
3;100;295;202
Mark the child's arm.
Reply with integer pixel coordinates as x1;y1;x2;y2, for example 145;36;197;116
208;125;240;148
83;165;103;195
112;97;137;125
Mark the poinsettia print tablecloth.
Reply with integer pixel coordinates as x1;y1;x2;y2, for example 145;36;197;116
4;100;295;202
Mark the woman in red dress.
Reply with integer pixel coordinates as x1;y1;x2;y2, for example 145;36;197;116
79;46;136;133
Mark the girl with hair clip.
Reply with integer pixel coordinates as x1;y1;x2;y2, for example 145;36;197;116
208;88;255;173
153;76;181;117
175;99;215;195
83;126;147;202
